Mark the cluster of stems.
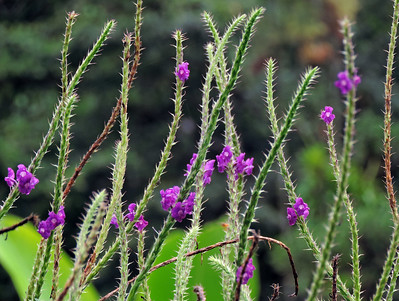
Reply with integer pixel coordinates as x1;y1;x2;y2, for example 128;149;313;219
3;0;399;300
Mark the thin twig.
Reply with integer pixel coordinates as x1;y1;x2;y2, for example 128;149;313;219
0;214;39;235
98;234;298;301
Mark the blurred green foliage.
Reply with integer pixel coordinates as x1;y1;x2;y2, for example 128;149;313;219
1;0;398;300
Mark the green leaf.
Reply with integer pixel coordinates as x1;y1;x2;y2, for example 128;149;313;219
139;218;259;300
0;214;99;300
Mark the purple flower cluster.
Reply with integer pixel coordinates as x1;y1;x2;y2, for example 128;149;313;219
216;145;233;173
236;258;256;284
160;186;181;211
216;146;254;179
160;147;254;222
184;153;215;185
171;192;195;222
320;106;335;124
110;202;148;232
38;206;65;239
175;62;190;82
287;197;310;226
160;186;195;223
5;164;39;195
335;70;361;95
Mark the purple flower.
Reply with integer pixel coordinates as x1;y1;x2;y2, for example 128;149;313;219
294;197;310;220
236;258;256;284
134;215;148;232
175;62;190;82
110;214;119;229
16;164;39;195
320;106;335;124
353;74;361;86
234;153;254;179
171;202;186;222
4;167;17;187
57;206;66;220
126;203;137;221
184;153;215;185
47;212;64;230
184;153;198;176
183;192;195;215
216;145;233;173
37;206;66;239
203;159;215;185
160;186;180;211
335;70;361;95
170;192;196;222
38;220;52;239
287;207;298;226
335;71;352;94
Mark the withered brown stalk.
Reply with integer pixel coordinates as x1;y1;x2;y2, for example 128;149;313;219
0;214;39;235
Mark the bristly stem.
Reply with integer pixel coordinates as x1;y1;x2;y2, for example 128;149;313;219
127;29;185;301
384;0;399;222
81;34;182;290
385;249;399;301
373;223;399;301
115;32;133;301
179;8;264;203
203;13;247;298
76;2;144;287
56;19;78;235
56;191;107;301
51;89;77;298
374;4;399;298
62;12;136;201
25;239;46;301
61;11;78;101
30;93;78;301
308;19;361;301
126;215;176;300
236;66;319;269
136;230;151;300
0;17;114;223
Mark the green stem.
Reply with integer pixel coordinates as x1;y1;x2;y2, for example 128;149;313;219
126;215;175;300
236;66;319;268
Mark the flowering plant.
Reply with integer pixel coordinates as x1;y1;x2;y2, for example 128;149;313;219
1;1;399;301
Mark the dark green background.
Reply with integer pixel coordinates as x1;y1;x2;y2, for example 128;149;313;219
0;0;398;300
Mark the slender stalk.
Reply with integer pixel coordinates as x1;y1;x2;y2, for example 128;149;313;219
383;0;399;222
373;223;399;301
82;28;185;288
385;249;399;301
126;215;176;300
56;191;107;301
236;66;319;268
136;231;151;300
308;19;361;300
25;239;46;301
115;32;133;301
